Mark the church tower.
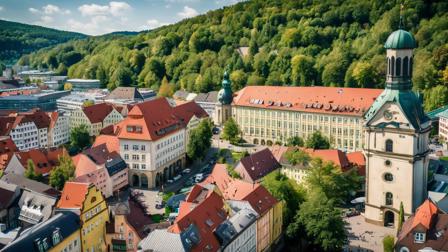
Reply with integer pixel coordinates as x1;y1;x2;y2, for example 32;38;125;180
215;70;233;125
363;13;431;227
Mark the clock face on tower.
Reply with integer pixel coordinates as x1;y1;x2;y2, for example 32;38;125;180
383;110;393;120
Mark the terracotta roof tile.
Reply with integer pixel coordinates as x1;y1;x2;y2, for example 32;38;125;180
93;134;120;153
233;86;382;116
16;147;66;175
412;199;440;230
82;103;115;124
56;182;90;209
302;148;350;168
0;137;18;170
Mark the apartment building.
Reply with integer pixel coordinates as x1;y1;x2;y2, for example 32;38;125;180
232;86;382;151
70;102;124;136
48;111;70;147
116;98;207;189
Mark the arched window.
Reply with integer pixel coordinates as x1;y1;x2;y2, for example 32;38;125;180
384;173;394;182
396;57;401;76
403;57;409;76
387;58;391;75
386;192;393;205
385;139;393;152
391;56;395;76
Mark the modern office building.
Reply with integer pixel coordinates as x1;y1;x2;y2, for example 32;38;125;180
66;79;101;90
0;90;70;112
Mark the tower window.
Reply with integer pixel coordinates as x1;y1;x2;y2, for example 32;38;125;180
396;58;401;76
410;57;413;77
384;173;394;182
391;56;395;76
403;57;409;76
385;139;393;152
385;192;393;205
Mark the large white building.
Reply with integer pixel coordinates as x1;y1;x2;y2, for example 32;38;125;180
48;111;70;147
364;23;431;227
116;98;207;189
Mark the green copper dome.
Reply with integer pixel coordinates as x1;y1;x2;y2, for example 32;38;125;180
217;70;233;105
384;29;416;49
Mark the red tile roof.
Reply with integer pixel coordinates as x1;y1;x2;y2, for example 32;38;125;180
412;199;439;230
346;151;366;176
117;97;196;141
0;137;18;170
233;86;382;116
169;184;227;252
203;164;278;216
0;109;51;135
93;134;120;153
235;148;280;183
57;182;90;209
72;153;98;177
302;148;350;169
173;101;209;123
82;103;115;124
269;145;289;162
16;147;66;175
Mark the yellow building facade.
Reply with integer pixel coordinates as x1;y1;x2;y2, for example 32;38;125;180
50;230;81;252
80;185;110;252
232;86;383;151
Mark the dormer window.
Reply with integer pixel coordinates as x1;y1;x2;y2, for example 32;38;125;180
52;229;62;245
414;232;425;243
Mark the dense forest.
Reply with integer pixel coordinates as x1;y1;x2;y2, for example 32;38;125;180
0;20;87;65
18;0;448;111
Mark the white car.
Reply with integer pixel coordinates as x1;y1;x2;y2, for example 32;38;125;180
167;179;174;184
173;175;182;181
182;169;191;174
194;173;204;183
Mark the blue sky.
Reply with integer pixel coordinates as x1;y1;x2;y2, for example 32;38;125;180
0;0;243;35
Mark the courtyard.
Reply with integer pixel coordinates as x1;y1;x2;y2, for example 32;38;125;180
344;215;396;252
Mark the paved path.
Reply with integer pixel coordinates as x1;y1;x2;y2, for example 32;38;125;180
344;215;395;252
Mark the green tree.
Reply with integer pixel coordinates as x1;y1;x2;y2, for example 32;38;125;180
49;155;75;190
70;124;91;153
284;149;310;166
82;100;94;107
158;76;174;97
305;131;330;149
306;158;361;204
291;54;316;86
295;190;347;251
24;159;43;182
398;202;405;231
424;85;448;111
383;235;395;252
222;118;241;144
287;136;304;147
187;119;213;160
281;28;301;47
226;164;241;179
352;62;379;88
230;70;247;91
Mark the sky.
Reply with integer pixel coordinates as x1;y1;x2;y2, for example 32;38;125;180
0;0;243;35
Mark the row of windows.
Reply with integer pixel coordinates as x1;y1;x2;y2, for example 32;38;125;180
84;205;102;221
123;144;146;151
156;133;184;150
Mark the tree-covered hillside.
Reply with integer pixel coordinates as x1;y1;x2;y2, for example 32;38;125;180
19;0;448;111
0;20;87;65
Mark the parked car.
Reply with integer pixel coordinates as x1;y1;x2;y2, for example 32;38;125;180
212;127;220;135
173;175;182;181
167;179;174;184
195;173;204;183
182;168;191;174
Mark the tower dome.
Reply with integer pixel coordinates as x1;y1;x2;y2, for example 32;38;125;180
384;29;416;49
217;70;233;105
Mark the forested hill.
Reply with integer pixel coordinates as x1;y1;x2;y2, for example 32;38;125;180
19;0;448;111
0;20;87;65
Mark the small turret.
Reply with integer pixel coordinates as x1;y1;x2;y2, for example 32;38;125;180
217;70;233;105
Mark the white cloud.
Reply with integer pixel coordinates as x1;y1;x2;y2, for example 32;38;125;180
78;1;131;17
40;15;54;24
177;6;198;19
29;7;39;14
165;0;199;3
43;4;60;14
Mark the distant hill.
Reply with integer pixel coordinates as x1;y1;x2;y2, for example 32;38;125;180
0;19;87;65
18;0;448;111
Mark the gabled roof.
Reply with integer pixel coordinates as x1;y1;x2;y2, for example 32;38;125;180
1;173;60;197
105;87;144;100
169;184;227;252
117;97;183;141
194;91;218;103
302;148;350;168
72;153;98;177
236;148;280;182
2;212;80;252
93;134;120;153
14;147;66;175
82;103;115;124
412;199;440;230
0;109;51;135
173;100;209;123
0;137;18;170
56;182;90;209
0;180;19;209
233;86;382;116
18;190;57;225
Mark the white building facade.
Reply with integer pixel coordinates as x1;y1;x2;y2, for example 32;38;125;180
364;25;431;227
9;121;40;151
